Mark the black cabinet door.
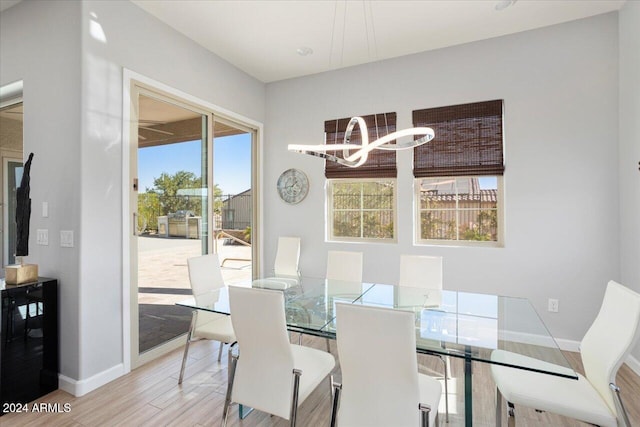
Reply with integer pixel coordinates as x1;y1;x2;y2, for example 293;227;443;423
1;278;58;411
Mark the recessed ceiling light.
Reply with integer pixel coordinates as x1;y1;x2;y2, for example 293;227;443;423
495;0;517;11
296;47;313;56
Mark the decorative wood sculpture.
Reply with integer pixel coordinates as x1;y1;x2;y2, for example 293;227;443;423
16;152;34;258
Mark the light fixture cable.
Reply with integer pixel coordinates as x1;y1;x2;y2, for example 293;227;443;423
288;0;435;167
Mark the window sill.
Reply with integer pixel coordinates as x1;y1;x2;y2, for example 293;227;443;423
327;237;398;245
414;239;503;248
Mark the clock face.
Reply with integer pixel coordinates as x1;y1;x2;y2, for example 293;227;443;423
277;169;309;204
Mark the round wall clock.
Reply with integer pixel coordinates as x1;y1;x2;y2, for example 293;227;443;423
277;168;309;204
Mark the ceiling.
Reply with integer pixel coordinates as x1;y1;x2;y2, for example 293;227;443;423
0;0;625;82
131;0;625;83
1;0;626;135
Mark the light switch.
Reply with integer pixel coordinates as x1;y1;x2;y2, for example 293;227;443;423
37;229;48;245
60;230;74;248
42;201;49;218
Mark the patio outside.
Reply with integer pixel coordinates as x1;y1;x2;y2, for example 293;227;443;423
138;234;251;352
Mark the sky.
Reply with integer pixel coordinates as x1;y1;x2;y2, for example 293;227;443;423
138;132;496;195
478;176;497;190
138;133;252;195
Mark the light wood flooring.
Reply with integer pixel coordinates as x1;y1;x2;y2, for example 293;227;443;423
2;336;639;426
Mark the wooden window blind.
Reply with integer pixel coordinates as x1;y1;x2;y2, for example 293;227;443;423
412;100;504;177
324;112;397;179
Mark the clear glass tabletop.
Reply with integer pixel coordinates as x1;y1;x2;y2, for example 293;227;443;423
177;276;374;337
176;276;577;379
345;284;577;378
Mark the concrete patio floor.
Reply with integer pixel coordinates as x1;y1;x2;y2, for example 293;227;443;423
137;234;251;352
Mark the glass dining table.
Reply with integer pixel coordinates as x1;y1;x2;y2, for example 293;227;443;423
177;276;577;427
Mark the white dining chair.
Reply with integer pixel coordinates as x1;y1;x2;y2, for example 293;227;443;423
399;254;442;288
324;250;363;351
274;236;301;278
222;286;336;427
178;253;236;384
252;236;302;289
331;302;441;427
326;250;363;283
398;254;449;422
491;280;640;427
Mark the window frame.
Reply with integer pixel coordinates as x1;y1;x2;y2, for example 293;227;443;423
327;178;398;244
414;175;504;247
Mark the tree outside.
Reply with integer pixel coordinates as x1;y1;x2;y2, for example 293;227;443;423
137;170;222;234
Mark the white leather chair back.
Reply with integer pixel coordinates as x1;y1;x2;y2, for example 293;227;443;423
187;253;226;329
399;255;442;289
336;303;421;427
274;236;301;277
580;280;640;415
326;250;363;283
188;253;225;295
228;286;295;420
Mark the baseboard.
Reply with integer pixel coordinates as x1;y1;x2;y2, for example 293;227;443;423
58;364;125;397
625;355;640;377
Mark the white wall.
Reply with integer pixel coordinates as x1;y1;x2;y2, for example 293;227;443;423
265;13;619;344
1;0;83;380
1;0;266;389
1;0;634;390
619;0;640;361
77;0;265;385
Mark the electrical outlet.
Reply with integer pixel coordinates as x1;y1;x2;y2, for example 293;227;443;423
36;229;48;246
548;298;559;313
60;230;74;248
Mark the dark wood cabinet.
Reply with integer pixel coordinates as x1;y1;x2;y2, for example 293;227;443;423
1;277;58;412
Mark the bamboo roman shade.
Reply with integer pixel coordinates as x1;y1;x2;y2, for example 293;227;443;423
324;112;397;179
412;100;504;177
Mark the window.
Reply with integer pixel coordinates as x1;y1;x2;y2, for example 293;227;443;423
413;100;504;245
328;179;396;241
325;113;397;242
417;176;501;243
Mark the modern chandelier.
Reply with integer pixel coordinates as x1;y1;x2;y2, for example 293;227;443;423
287;2;435;167
288;116;434;168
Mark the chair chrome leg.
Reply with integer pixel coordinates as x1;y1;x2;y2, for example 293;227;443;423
221;350;238;427
326;338;331;353
495;387;502;427
179;310;197;384
217;341;224;362
419;403;432;427
289;369;302;427
610;383;632;427
438;355;449;422
330;374;335;398
330;381;342;427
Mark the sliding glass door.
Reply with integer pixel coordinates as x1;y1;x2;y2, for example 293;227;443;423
130;88;211;366
212;117;255;285
127;82;259;368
